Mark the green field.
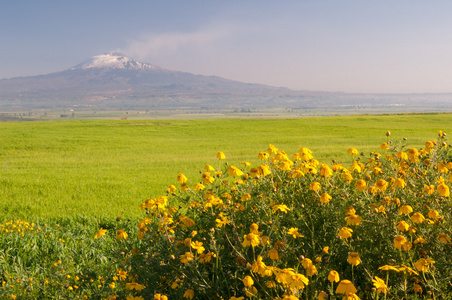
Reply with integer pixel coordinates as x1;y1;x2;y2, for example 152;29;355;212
1;113;451;221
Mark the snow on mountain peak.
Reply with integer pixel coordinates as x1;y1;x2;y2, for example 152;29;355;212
71;52;161;71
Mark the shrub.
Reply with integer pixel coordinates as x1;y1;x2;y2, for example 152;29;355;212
125;132;452;299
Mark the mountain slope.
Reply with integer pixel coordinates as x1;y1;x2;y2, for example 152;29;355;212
0;52;299;109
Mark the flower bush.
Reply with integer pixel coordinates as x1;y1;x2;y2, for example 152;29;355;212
2;131;452;300
124;131;452;299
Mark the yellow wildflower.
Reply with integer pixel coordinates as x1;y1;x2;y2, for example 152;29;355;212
372;276;388;294
94;228;107;239
338;227;353;239
328;270;340;283
347;252;361;266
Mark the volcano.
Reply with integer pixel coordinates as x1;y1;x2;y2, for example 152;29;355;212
0;52;298;109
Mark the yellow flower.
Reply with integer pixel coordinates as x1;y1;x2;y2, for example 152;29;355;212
217;152;226;159
322;246;329;254
154;294;168;300
191;241;205;254
299;146;313;159
345;206;356;216
342;293;360;300
243;275;254;287
347;148;359;155
177;173;188;183
402;241;412;251
398;205;413;215
291;170;304;178
349;161;362;173
287;227;304;238
228;166;244;177
414;257;435;272
335;280;357;294
372;276;388;294
259;164;271;176
204;164;215;171
393;178;406;189
301;258;313;269
179;252;194;264
241;193;251;201
309;182;321;191
320;193;332;204
378;265;399;272
414;237;426;244
180;182;189;191
180;215;195;228
242;233;260;248
320;164;333;177
278;160;293;170
288;273;309;290
406;148;419;161
437;233;451;243
126;296;144;300
94;228;107;239
249;223;259;234
328;270;340;283
125;282;146;291
258;152;269;160
437;183;450;197
183;289;194;299
347;252;361;266
116;229;128;240
229;297;245;300
397;151;408;160
428;209;439;219
338;227;353;239
272;204;291;214
411;212;425;223
394;235;407;249
167;184;177;193
355;179;367;192
268;248;280;260
398;264;418;275
193;183;205;191
380;142;389;150
318;291;328;300
397;221;409;232
375;179;388;192
437;162;449;173
345;214;362;226
267;144;278;154
117;268;128;280
201;172;215;184
199;252;215;263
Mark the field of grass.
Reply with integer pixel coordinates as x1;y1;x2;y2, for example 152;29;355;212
2;113;452;299
1;113;451;221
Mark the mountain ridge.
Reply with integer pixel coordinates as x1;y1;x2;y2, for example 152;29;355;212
0;53;451;112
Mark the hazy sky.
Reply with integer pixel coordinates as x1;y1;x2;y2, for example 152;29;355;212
2;1;452;93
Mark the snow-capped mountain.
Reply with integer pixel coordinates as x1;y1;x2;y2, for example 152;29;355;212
0;52;296;110
71;52;162;71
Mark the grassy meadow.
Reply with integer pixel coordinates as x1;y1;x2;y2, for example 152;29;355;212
1;113;451;221
1;113;452;299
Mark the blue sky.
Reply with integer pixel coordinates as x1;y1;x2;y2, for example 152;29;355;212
2;1;452;93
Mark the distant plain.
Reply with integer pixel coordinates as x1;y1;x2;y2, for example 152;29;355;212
0;113;450;221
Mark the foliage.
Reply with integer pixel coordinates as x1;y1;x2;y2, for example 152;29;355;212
0;216;138;299
1;114;451;221
125;131;452;299
2;127;452;299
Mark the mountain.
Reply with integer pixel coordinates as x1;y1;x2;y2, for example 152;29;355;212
1;52;451;112
0;52;310;110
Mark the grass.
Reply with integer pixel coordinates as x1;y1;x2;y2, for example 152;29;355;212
0;113;451;221
1;112;452;299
